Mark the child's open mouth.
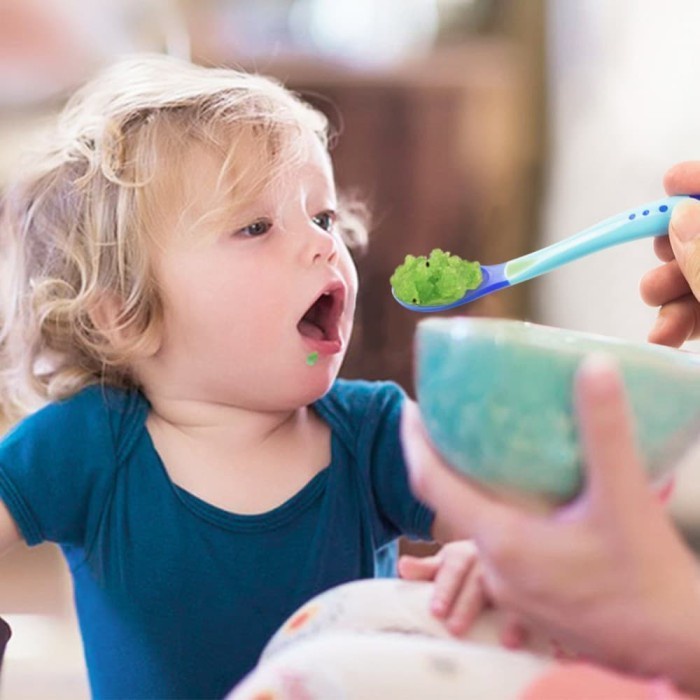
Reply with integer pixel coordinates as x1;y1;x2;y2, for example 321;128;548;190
297;283;345;354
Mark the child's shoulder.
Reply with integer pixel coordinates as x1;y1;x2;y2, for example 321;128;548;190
324;378;405;410
7;384;149;446
317;379;407;436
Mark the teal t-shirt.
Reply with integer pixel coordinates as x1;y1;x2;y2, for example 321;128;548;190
0;379;433;699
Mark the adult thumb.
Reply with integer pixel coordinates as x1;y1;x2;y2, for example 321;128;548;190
669;199;700;298
574;355;649;519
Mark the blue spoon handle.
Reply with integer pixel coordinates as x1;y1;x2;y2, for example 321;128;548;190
392;194;700;313
504;195;700;285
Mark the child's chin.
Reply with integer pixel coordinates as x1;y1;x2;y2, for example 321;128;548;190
296;366;340;401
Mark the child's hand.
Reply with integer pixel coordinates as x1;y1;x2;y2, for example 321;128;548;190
398;540;486;636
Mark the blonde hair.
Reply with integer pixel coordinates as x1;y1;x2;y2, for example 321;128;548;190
0;54;369;420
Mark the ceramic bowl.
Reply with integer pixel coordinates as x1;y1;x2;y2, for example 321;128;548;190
415;317;700;503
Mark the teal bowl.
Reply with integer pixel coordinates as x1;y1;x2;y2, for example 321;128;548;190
415;317;700;503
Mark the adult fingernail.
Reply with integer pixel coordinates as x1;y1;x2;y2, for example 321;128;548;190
578;353;618;380
670;200;700;243
576;353;622;402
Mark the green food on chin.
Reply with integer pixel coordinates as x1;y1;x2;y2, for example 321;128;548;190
390;248;482;306
306;351;319;366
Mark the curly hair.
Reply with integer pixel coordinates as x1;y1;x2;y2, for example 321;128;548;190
0;54;369;420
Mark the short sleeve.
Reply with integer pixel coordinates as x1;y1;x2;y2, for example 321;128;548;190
360;382;434;546
0;386;137;547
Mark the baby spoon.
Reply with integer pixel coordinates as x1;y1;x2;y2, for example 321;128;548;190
393;194;700;312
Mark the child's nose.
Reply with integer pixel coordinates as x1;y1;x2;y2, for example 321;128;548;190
303;223;338;266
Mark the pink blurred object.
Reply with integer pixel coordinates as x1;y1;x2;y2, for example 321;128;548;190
0;0;97;104
0;0;189;106
521;662;694;700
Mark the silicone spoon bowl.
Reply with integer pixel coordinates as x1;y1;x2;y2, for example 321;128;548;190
393;195;700;312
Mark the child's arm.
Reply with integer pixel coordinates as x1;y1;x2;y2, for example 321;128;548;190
0;501;22;554
398;540;486;636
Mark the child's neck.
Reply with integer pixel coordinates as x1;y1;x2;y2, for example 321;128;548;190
146;391;301;453
144;391;331;514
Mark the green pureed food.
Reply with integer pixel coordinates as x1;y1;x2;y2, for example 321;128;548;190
390;249;482;306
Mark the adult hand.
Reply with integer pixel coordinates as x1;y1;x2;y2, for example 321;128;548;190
641;161;700;346
401;356;700;694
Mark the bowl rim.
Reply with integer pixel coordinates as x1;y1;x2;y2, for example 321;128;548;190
417;317;700;374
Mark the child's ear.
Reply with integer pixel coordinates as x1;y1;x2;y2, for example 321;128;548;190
88;292;161;358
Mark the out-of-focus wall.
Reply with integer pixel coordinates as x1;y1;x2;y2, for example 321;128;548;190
536;0;700;343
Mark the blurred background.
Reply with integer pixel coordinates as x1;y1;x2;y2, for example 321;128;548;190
1;1;700;697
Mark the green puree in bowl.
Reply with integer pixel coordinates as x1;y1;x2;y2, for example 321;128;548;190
390;249;482;306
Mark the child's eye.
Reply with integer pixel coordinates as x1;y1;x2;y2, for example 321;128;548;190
237;219;272;237
312;210;336;233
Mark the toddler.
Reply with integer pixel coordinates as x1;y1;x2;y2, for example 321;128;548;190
0;55;481;699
